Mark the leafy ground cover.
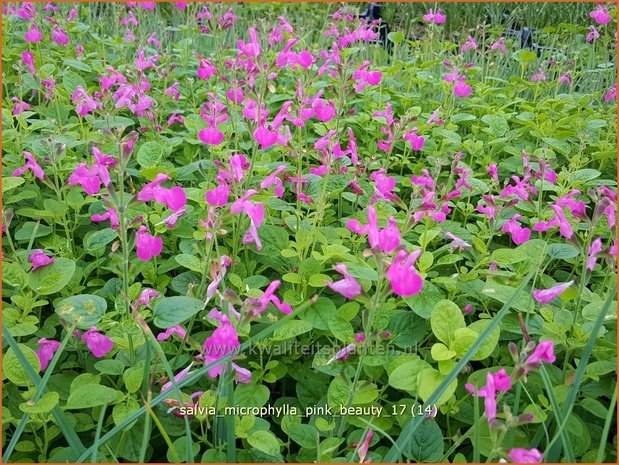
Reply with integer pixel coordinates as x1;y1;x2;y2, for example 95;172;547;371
2;2;617;463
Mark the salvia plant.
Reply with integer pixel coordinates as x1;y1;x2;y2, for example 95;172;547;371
1;2;617;464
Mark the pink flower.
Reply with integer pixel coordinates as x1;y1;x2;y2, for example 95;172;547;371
501;214;531;245
71;86;100;116
206;184;230;207
81;327;114;358
403;128;425;151
51;25;69;45
352;61;382;92
12;151;45;179
28;250;55;271
137;173;187;211
225;87;244;104
161;363;194;394
91;208;119;229
325;264;362;299
586;25;600;42
590;5;611;25
587;237;603;271
347;205;401;253
135;226;163;261
465;369;512;422
203;312;240;378
11;97;30;116
357;430;374;463
558;72;572;85
167;113;185;126
454;79;472;97
525;340;556;366
175;2;187;10
386;250;423;297
24;22;42;42
136;288;160;308
531;68;547;82
422;8;446;24
508;448;543;463
22;51;35;74
36;338;60;370
163;208;186;228
253;126;279;149
490;37;507;53
604;84;616;101
461;35;478;52
260;165;287;198
197;57;217;80
327;343;357;364
16;2;36;20
164;82;181;101
247;280;292;316
532;281;574;304
237;26;261;58
199;125;225;145
445;232;470;251
157;325;187;342
312;98;336;122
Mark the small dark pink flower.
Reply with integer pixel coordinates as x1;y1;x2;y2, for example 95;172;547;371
82;327;114;358
325;263;362;299
508;448;543;463
36;338;60;370
490;37;507;53
454;79;472;97
136;288;160;308
587;25;600;42
12;151;44;179
135;226;163;261
532;281;573;304
11;97;30;116
28;249;55;271
590;5;611;25
51;24;68;45
24;22;42;42
157;325;186;342
525;340;556;366
357;430;374;463
386;250;423;297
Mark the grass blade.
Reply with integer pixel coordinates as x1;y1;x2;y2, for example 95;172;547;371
544;286;616;462
91;404;108;463
382;271;535;462
2;324;86;460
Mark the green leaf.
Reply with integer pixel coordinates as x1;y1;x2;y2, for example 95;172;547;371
430;300;465;345
467;319;500;360
85;228;117;252
137;142;167;168
431;343;456;361
388;357;431;393
235;383;269;408
272;320;313;341
327;377;350;408
3;344;40;386
451;328;479;358
403;282;444;319
29;257;76;295
62;70;87;93
491;248;527;267
300;297;335;330
174;254;203;273
403;419;444;462
247;431;279;456
547;243;579;260
289;424;318;448
2;176;25;193
65;384;120;409
2;262;29;289
62;58;92;72
417;368;457;407
152;297;204;329
327;316;354;343
55;294;107;330
123;364;144;393
341;262;378;281
19;392;59;414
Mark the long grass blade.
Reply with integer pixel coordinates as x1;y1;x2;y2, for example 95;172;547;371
2;324;86;460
